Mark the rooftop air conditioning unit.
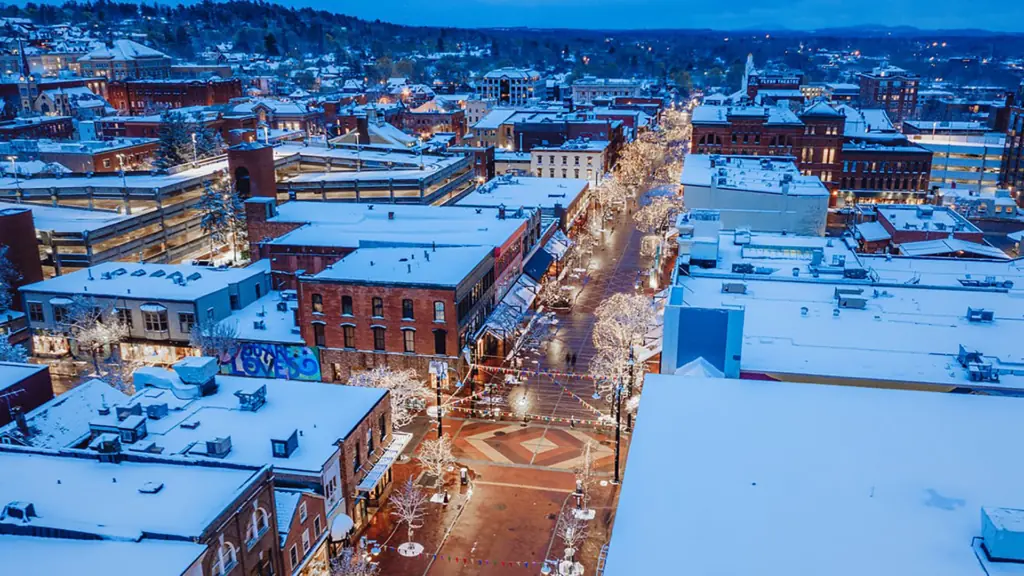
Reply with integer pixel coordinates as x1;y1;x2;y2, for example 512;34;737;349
206;436;232;458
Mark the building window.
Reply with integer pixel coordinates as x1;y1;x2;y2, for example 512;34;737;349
178;312;196;334
247;507;270;549
312;293;323;314
342;324;355;349
299;501;307;522
27;302;43;323
290;545;298;569
313;323;326;347
372;327;386;351
314;515;322;538
371;297;384;317
366;425;374;455
353;440;361;471
52;305;68;326
403;328;416;353
434;329;447;355
402;299;414;320
302;528;311;553
143;309;168;332
433;301;445;322
212;542;238;576
379;413;387;439
342;295;353;315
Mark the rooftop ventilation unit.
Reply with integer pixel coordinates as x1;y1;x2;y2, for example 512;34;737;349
981;507;1024;562
732;263;754;274
276;301;288;312
967;307;995;323
145;403;168;420
205;436;232;458
235;384;267;412
721;282;747;294
271;429;300;459
1;502;37;523
138;482;164;495
917;205;934;218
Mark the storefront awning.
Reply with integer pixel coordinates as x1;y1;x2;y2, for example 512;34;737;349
524;249;554;282
139;303;167;313
479;276;540;340
545;230;573;260
357;431;412;492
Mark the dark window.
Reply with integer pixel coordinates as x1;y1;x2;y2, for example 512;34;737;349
312;293;324;314
117;308;133;329
434;329;447;355
379;413;386;440
143;310;168;332
27;302;44;323
229;294;239;310
366;426;374;455
372;327;386;351
353;441;361;471
343;325;355;348
371;297;384;317
289;545;298;568
313;323;326;347
403;329;415;353
52;305;68;325
341;295;353;315
255;284;262;299
402;299;414;320
178;312;196;334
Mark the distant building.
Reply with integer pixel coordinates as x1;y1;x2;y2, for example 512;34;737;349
530;139;609;186
77;40;172;80
1;137;158;172
572;76;642;105
857;65;919;124
1001;82;1024;198
480;67;543;106
107;78;243;114
0;116;74;140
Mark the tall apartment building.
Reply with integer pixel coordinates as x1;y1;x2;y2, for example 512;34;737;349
857;65;919;124
479;68;543;106
1001;83;1024;198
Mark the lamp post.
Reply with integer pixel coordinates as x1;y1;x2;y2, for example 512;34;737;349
626;346;636;431
613;377;622;484
7;155;20;203
191;132;198;167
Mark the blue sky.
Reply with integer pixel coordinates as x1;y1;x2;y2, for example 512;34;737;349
296;0;1024;32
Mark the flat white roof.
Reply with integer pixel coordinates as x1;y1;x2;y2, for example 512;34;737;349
691;104;802;126
876;205;981;234
456;176;589;210
228;291;303;344
0;447;262;539
606;375;1024;576
0;361;47;392
0;160;228;193
676;273;1024;390
20;262;265;302
313;245;491;287
0;380;128;448
0;535;205;576
682;154;829;197
104;374;386;474
0;201;130;234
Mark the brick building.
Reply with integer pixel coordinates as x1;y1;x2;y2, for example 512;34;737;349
874;204;984;245
107;78;243;114
0;116;74;140
403;99;467;141
96;106;257;143
77;39;172;80
839;136;934;205
857;65;919;124
0;362;53;427
1001;83;1024;199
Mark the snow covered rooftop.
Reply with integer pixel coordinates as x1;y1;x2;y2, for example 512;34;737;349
0;379;128;449
0;361;47;393
0;201;129;234
456;176;590;211
682;154;829;197
898;238;1010;260
313;245;492;287
876;204;981;234
690;104;802;126
606;374;1024;576
0;446;264;540
0;535;206;576
20;262;267;302
838;105;896;135
0;159;228;195
103;374;386;474
78;39;168;62
228;291;303;344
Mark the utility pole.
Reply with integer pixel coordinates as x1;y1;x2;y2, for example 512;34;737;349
435;372;443;439
626;346;635;431
613;378;622;484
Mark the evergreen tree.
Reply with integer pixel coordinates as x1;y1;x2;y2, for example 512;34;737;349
0;245;20;313
153;111;191;169
264;32;279;56
198;179;229;258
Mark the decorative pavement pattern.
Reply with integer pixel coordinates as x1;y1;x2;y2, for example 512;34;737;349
450;420;615;470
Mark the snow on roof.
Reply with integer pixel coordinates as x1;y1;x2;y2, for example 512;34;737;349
78;39;168;62
473;108;519;130
20;262;266;302
0;380;128;449
838;105;896;135
0;535;206;576
532;139;609;152
0;201;129;234
681;154;829;197
233;98;308;116
876;205;981;234
801;100;842;116
606;374;1024;576
275;488;305;545
0;159;228;194
456;176;590;211
0;447;262;539
675;272;1024;390
314;245;492;287
855;220;892;242
268;202;529;251
691;104;802;126
483;67;539;80
0;362;47;392
103;374;386;474
228;291;303;344
898;238;1010;260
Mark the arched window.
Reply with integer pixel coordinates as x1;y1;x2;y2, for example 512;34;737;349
212;541;238;575
312;293;323;314
247;507;270;548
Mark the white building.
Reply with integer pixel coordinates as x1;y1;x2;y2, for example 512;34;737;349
571;76;642;105
479;68;542;106
907;132;1005;192
606;373;1024;576
681;154;830;236
530;139;609;185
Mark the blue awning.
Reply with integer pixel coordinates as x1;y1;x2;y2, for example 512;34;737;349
524;249;554;282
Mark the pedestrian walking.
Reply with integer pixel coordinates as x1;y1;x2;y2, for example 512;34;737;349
571;353;578;369
565;352;571;367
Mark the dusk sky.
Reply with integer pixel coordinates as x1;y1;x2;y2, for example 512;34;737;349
293;0;1024;32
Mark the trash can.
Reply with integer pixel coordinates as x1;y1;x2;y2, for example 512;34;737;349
460;468;469;486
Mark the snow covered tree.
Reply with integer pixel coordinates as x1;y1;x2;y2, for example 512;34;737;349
592;178;630;214
198;179;229;256
591;293;657;353
189;318;240;364
67;297;128;373
154;110;192;169
634;195;683;235
0;333;29;363
390;478;428;544
555;506;588;571
0;245;20;313
328;547;379;576
348;366;429;429
417;434;455;488
97;355;142;395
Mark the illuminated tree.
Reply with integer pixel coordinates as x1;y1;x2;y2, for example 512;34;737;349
417;434;456;488
189;318;241;364
390;478;428;544
348;366;429;429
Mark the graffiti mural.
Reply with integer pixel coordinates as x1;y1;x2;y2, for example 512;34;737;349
225;343;322;381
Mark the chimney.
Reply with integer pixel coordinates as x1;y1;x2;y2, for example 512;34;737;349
356;114;370;145
9;406;28;436
497;204;506;220
388;211;395;220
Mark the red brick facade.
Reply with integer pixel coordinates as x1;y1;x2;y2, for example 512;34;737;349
337;395;393;528
0;364;53;427
200;466;283;576
108;79;243;114
858;69;919;124
279;491;328;574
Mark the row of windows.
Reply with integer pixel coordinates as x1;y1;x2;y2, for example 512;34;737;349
842;160;928;174
312;294;446;322
536;155;595;166
839;176;925;191
29;303;198;334
539;168;594;179
288;511;324;572
312;323;448;355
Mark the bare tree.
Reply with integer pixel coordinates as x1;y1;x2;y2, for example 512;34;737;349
555;506;589;568
0;333;28;363
390;478;428;544
573;441;597;514
348;366;429;429
97;355;143;395
417;434;455;488
67;297;128;373
189;318;240;364
328;546;379;576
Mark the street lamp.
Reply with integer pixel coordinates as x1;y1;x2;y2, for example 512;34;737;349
613;377;622;484
7;155;21;202
626;346;636;431
190;132;198;167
